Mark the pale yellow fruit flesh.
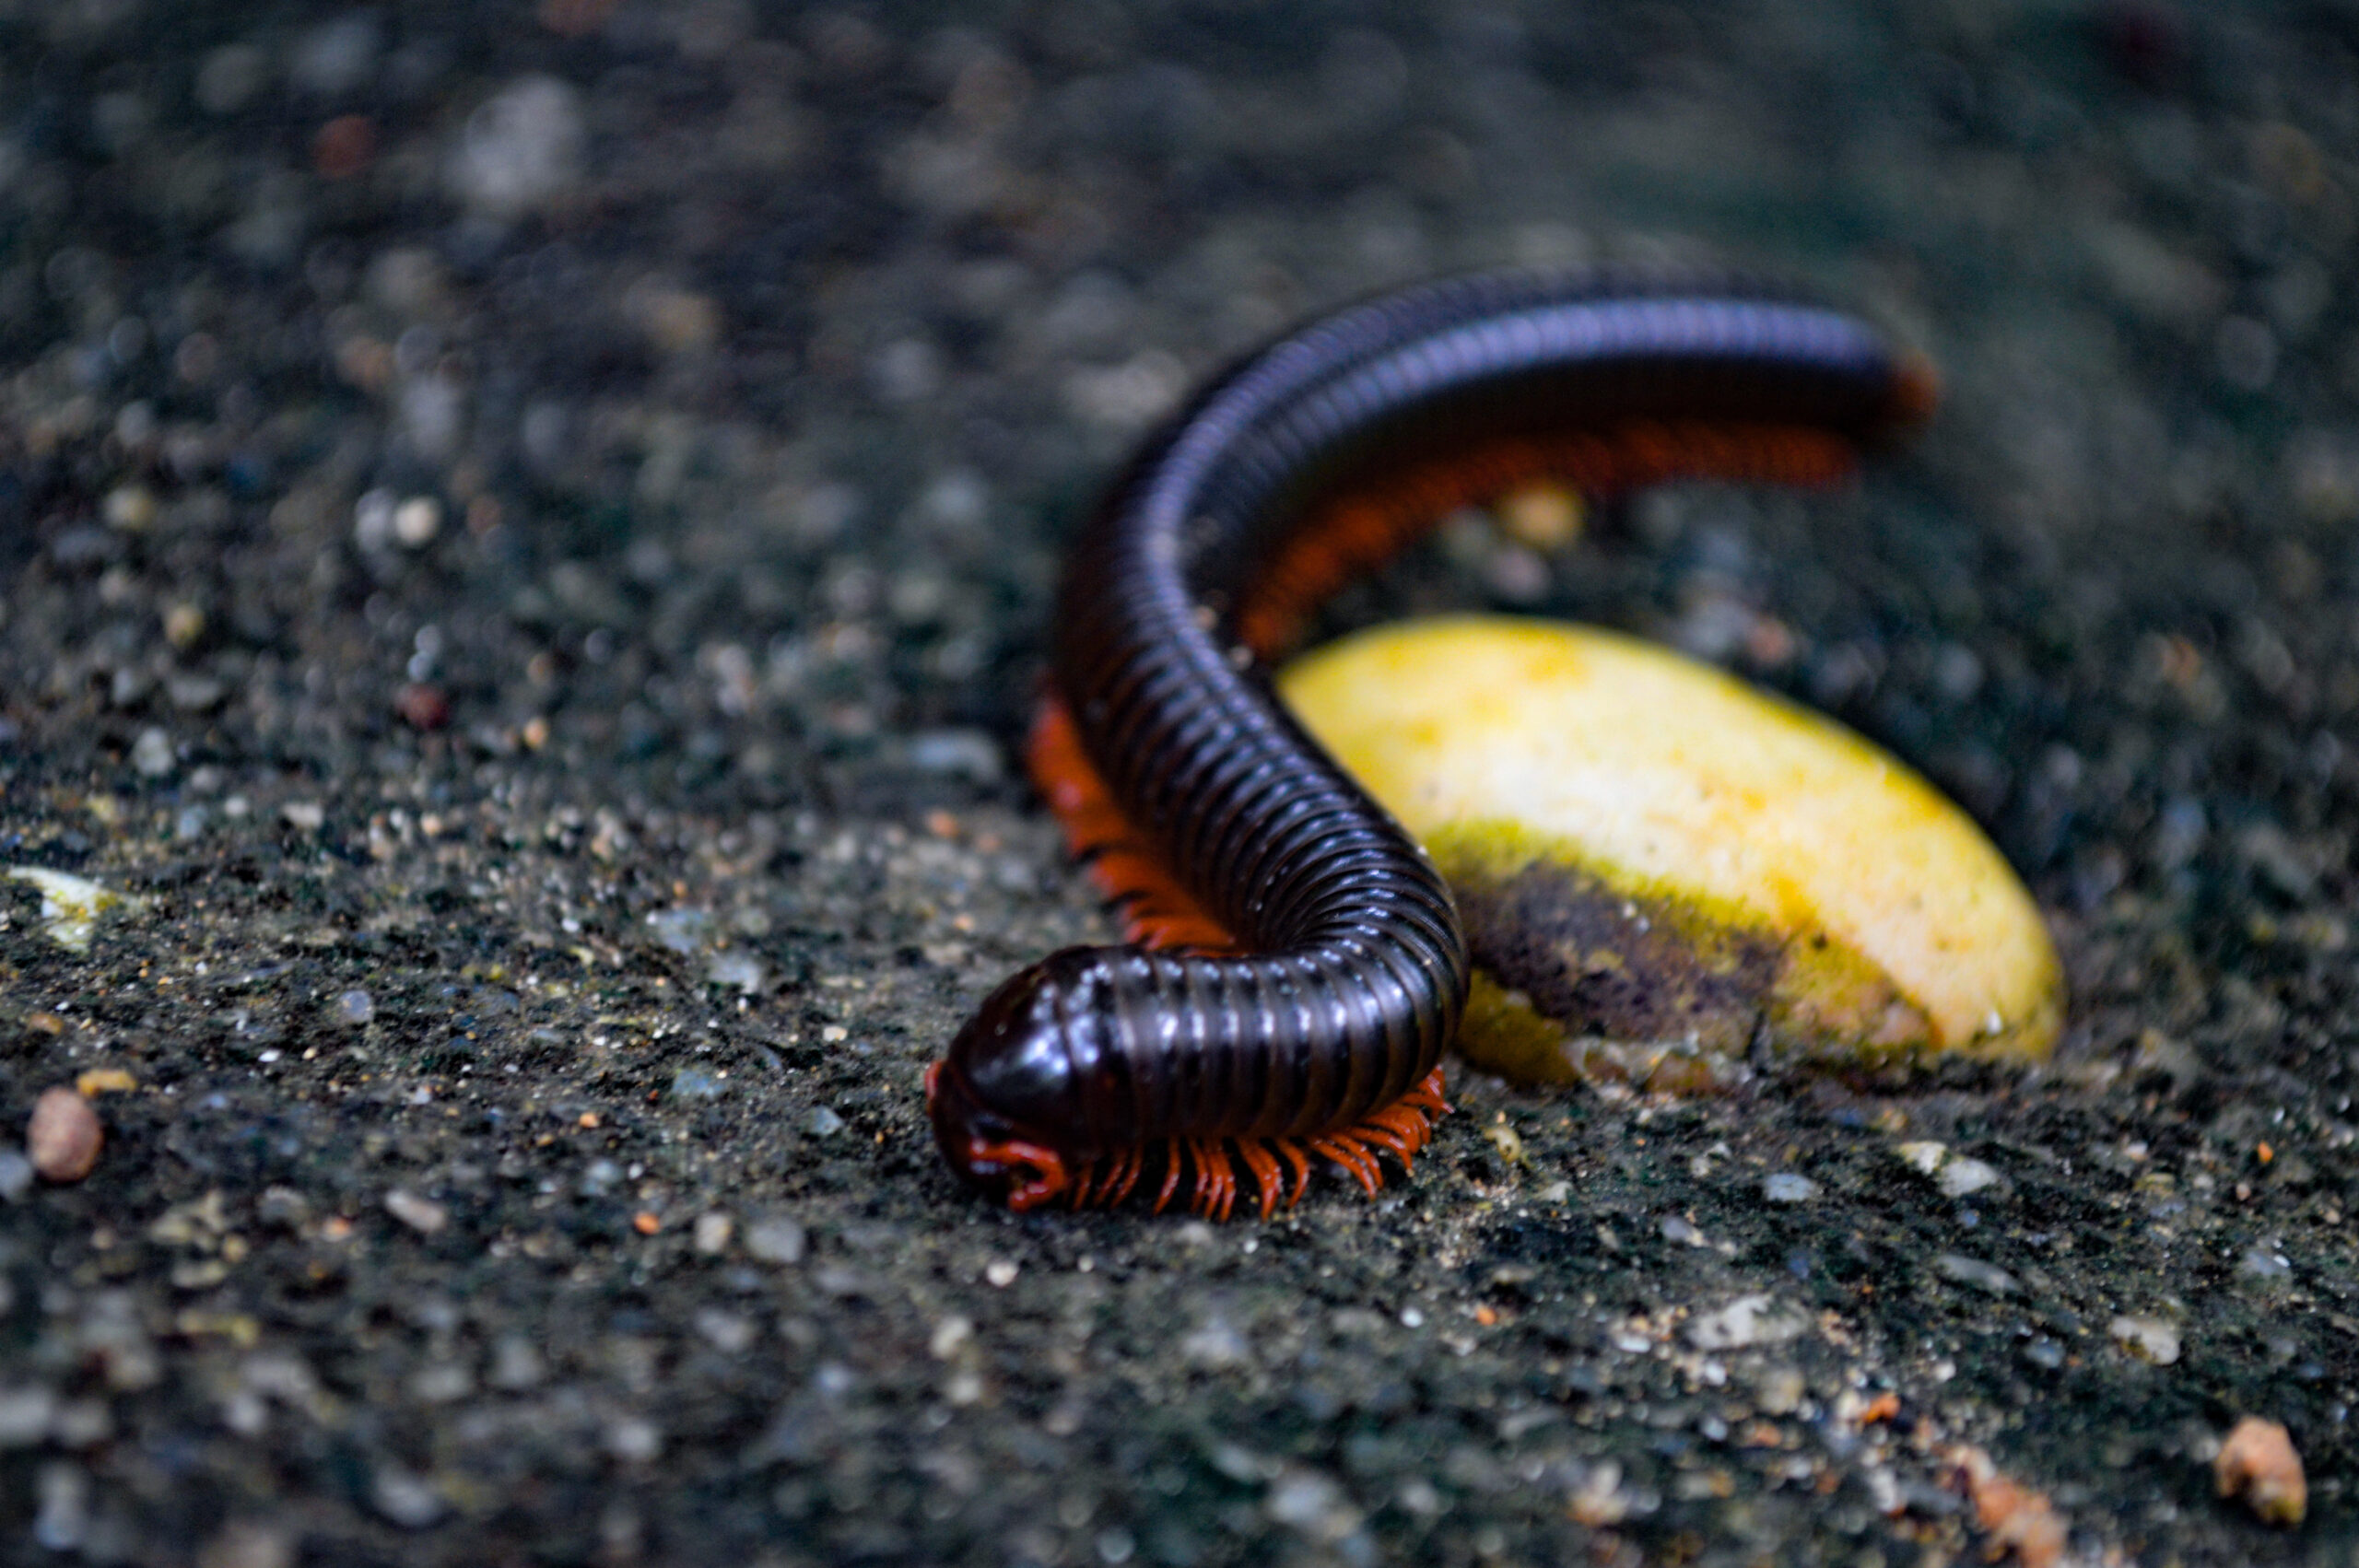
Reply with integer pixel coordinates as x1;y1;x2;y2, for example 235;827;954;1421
1277;615;2063;1076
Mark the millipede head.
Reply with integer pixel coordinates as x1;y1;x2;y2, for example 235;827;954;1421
926;952;1103;1211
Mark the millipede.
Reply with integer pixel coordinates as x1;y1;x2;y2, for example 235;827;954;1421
924;269;1937;1220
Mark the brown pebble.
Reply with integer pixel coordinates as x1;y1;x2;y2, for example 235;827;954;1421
1950;1445;2066;1568
28;1088;103;1182
2214;1415;2306;1526
312;113;377;180
394;683;451;731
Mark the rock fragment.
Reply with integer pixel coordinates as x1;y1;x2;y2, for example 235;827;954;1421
28;1089;102;1183
2213;1415;2305;1526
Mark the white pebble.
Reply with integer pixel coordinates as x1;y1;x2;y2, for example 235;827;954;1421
392;496;441;547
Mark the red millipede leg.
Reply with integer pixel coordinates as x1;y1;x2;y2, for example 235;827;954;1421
1191;1139;1238;1222
1356;1117;1415;1163
1273;1141;1312;1209
1153;1141;1187;1214
1310;1133;1384;1196
1107;1145;1144;1207
1236;1138;1284;1220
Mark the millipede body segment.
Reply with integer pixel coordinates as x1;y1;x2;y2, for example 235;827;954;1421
925;270;1935;1219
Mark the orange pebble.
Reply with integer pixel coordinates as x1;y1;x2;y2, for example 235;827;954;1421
2214;1416;2306;1526
28;1088;102;1183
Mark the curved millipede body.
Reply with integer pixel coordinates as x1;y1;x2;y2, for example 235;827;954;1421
925;270;1936;1219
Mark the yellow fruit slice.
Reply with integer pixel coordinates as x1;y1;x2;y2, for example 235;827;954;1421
1278;615;2063;1084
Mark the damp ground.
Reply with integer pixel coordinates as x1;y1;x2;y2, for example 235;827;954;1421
3;3;2357;1564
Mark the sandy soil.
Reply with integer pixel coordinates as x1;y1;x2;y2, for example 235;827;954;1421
3;2;2356;1563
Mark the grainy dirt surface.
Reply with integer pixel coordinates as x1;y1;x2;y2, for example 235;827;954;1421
4;2;2358;1564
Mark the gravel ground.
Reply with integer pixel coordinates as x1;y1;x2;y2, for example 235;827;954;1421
6;1;2359;1563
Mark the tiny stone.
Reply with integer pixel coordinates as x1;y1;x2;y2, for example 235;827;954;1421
353;489;397;550
2109;1314;2182;1364
744;1216;805;1264
902;728;1004;781
370;1467;446;1528
1896;1141;1948;1176
1937;1156;2001;1198
281;802;325;831
50;1398;111;1448
930;1315;974;1359
1762;1172;1818;1203
604;1416;663;1462
805;1106;844;1137
383;1188;448;1235
131;727;175;778
33;1461;89;1552
692;1211;732;1254
163;603;205;649
1686;1293;1807;1350
104;485;156;531
1179;1315;1250;1369
693;1306;756;1354
1934;1253;2018;1297
487;1336;545;1391
0;1385;58;1447
1264;1468;1359;1540
393;683;450;731
168;674;226;712
337;989;374;1024
28;1088;102;1183
984;1258;1018;1287
707;951;765;993
393;496;441;547
2214;1415;2306;1526
0;1151;33;1201
1754;1365;1806;1416
448;76;586;218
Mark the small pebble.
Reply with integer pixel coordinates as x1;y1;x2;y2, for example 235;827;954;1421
2108;1314;2182;1365
1762;1172;1818;1203
0;1385;57;1447
392;496;441;547
1938;1156;2001;1199
1935;1253;2018;1297
1686;1293;1808;1350
33;1461;89;1552
383;1188;448;1235
2214;1415;2305;1525
805;1106;845;1137
337;989;374;1024
0;1151;33;1201
448;75;585;218
369;1467;446;1529
692;1211;732;1254
103;485;156;531
394;684;451;731
744;1216;805;1264
132;727;175;778
28;1089;102;1183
